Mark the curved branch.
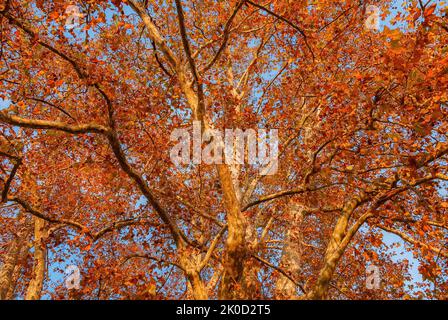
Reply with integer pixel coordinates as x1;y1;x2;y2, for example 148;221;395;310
1;156;21;202
377;225;448;259
0;112;109;135
201;0;246;73
0;113;185;245
106;131;187;246
173;0;206;122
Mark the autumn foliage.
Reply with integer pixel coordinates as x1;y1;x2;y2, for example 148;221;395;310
0;0;447;300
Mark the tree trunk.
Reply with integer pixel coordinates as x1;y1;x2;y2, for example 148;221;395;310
25;217;46;300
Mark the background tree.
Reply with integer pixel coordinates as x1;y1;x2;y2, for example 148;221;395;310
0;0;447;300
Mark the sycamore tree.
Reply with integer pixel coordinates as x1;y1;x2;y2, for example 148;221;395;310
0;0;447;300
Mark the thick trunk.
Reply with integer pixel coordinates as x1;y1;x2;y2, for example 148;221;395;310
186;271;208;300
240;221;261;299
5;239;29;299
308;194;366;299
25;217;46;300
275;204;304;298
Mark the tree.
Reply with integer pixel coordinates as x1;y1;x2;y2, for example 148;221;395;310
0;0;447;300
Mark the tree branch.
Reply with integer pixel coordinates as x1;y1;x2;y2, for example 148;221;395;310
201;0;246;73
1;156;21;203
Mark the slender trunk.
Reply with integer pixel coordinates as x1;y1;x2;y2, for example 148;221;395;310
25;217;46;300
179;249;208;300
308;194;366;299
175;54;248;299
178;72;247;299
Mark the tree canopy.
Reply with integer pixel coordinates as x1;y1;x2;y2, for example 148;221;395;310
0;0;447;300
